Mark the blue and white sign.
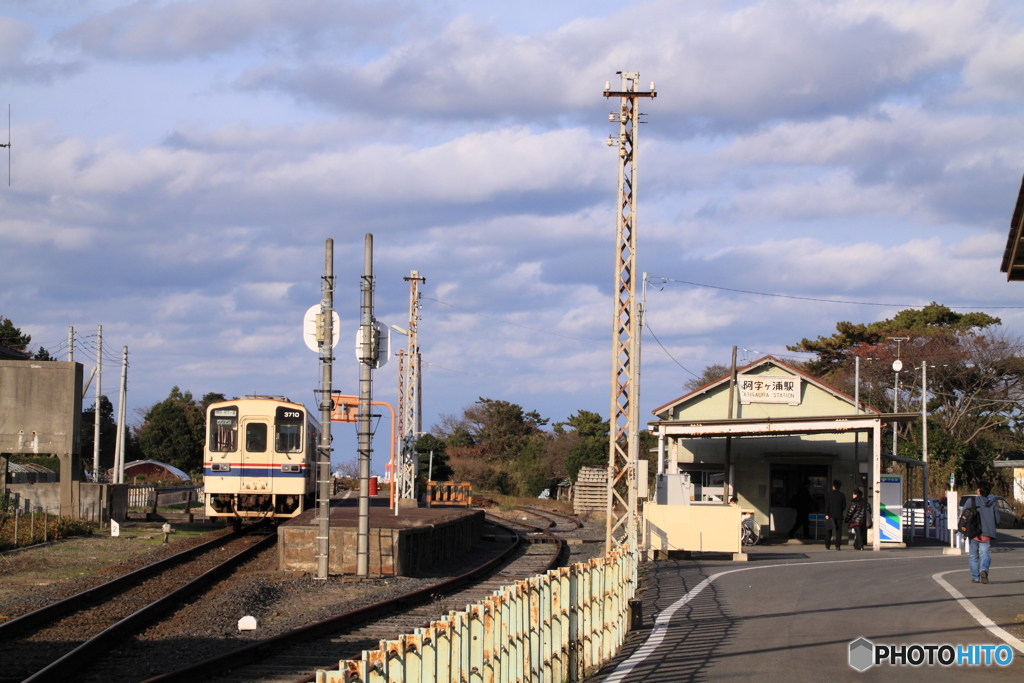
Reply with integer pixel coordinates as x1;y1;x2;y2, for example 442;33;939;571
879;474;903;542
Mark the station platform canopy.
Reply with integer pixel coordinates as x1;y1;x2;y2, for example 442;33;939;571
650;412;920;437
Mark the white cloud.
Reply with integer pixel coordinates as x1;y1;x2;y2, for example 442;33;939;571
5;0;1024;434
56;0;417;60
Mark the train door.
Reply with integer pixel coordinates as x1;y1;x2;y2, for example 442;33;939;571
240;417;272;496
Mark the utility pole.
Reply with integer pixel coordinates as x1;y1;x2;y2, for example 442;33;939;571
315;239;335;580
93;325;102;482
724;345;738;501
396;270;425;505
113;346;128;484
394;348;405;510
921;360;929;539
67;326;74;363
603;71;656;555
889;336;909;457
357;234;375;576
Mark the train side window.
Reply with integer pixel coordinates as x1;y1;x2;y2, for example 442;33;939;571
209;407;238;452
246;423;268;453
276;424;302;453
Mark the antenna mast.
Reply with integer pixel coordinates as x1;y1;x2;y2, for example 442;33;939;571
0;105;10;186
396;271;425;506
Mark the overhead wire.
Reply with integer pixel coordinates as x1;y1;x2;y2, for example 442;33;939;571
642;321;699;379
646;276;1024;310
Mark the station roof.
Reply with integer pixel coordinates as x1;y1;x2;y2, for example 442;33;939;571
649;412;920;437
1000;172;1024;280
0;343;29;360
652;355;878;419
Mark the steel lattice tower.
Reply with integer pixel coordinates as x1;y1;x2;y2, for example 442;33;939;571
604;72;656;555
396;271;425;502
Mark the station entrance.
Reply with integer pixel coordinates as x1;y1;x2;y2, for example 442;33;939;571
768;462;829;538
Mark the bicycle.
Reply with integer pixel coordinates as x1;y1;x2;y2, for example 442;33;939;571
741;515;761;546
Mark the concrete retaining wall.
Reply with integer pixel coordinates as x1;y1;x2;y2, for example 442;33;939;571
7;482;113;522
279;509;484;576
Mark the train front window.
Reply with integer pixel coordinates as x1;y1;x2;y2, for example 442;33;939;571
275;406;304;453
246;423;268;452
209;407;238;452
276;424;303;452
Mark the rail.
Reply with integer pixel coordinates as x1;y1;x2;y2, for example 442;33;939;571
318;547;636;683
143;519;529;683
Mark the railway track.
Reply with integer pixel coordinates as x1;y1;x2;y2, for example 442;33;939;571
0;524;273;683
140;516;565;683
518;505;584;530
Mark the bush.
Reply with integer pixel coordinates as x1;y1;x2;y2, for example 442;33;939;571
0;512;94;551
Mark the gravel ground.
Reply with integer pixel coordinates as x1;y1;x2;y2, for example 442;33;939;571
3;510;611;682
0;522;234;621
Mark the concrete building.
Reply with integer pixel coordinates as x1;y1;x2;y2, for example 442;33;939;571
0;360;84;516
649;356;912;538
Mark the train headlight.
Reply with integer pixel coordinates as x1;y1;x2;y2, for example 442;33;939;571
211;463;231;472
281;464;301;473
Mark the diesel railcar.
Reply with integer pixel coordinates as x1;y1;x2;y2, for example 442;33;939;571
203;396;319;520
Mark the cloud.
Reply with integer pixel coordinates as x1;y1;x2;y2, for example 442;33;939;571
56;0;418;60
5;123;608;241
233;0;1011;131
0;16;80;83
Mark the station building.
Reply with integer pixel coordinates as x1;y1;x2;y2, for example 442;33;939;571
649;355;914;539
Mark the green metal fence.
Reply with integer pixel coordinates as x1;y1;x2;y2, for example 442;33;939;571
317;548;636;683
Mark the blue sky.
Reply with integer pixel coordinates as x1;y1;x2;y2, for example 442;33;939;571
3;0;1024;470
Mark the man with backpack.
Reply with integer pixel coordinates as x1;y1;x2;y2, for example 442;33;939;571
960;483;998;584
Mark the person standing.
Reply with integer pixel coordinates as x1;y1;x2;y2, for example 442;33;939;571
965;482;998;584
844;488;869;550
824;480;846;550
787;480;815;539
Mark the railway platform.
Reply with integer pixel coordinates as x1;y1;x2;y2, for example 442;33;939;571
278;496;484;576
590;530;1024;682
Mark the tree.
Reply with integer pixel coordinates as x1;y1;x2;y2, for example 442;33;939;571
33;346;53;361
684;364;731;392
461;398;548;461
788;304;1024;487
201;392;228;409
555;410;610;481
433;398;554;496
80;395;118;474
136;387;207;475
788;302;1000;379
415;433;453;481
0;316;31;352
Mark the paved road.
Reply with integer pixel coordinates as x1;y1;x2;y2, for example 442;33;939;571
590;530;1024;682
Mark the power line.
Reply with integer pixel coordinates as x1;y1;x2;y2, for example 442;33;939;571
643;321;699;378
422;360;503;380
647;276;1024;310
422;296;607;347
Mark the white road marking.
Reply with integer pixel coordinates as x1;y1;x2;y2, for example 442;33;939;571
932;565;1024;655
602;554;967;683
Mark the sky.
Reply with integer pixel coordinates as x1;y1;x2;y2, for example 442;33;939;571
3;0;1024;471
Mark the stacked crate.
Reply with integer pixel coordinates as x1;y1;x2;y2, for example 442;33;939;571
573;467;608;515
